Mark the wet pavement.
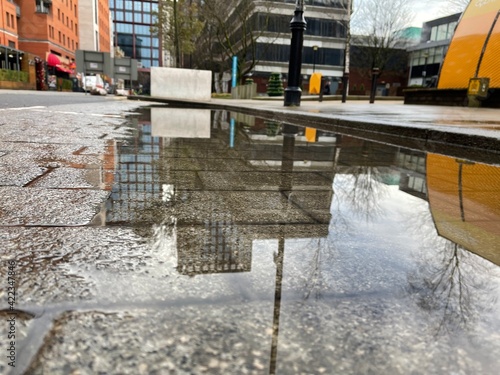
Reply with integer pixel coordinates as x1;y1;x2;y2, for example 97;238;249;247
1;92;500;374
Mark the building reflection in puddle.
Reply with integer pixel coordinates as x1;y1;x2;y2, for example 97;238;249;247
100;106;500;372
103;107;337;275
427;154;500;265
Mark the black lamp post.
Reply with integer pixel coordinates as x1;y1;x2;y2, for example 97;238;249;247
284;0;307;107
312;45;318;72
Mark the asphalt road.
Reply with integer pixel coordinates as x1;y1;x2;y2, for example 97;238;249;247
0;89;112;109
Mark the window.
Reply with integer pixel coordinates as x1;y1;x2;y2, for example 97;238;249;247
36;0;50;13
430;22;457;42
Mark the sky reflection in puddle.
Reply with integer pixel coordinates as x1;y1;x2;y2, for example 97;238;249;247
95;106;500;373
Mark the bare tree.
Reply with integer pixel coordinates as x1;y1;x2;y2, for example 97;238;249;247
351;0;415;76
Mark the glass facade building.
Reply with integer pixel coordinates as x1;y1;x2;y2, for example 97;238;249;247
407;13;461;87
109;0;160;68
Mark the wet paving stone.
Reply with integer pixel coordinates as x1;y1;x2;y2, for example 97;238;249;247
0;164;47;187
0;187;108;226
28;167;104;189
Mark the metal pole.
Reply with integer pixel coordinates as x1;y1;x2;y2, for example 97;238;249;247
284;0;306;107
341;72;349;103
232;56;238;88
369;68;379;104
312;45;318;72
422;52;428;86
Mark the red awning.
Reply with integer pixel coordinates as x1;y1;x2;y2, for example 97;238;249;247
47;53;61;67
56;65;73;74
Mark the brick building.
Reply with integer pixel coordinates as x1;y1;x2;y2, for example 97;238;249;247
15;0;79;71
1;0;19;49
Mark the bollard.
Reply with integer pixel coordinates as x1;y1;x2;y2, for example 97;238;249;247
341;72;349;103
369;68;380;104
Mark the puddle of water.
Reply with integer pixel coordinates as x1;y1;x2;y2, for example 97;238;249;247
83;106;500;373
9;106;500;374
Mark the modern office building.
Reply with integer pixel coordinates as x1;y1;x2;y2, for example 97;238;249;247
252;1;350;78
204;0;350;92
109;0;161;68
407;13;461;87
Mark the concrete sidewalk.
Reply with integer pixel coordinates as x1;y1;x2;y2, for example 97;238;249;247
135;95;500;136
131;95;500;161
229;97;500;131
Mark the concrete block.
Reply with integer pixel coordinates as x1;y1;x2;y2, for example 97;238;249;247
151;67;212;101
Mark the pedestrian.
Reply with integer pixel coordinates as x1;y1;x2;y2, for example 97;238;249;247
323;80;331;95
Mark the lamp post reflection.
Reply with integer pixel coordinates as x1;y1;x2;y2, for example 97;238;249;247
269;124;298;374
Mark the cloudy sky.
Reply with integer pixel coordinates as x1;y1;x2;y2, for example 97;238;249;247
412;3;445;25
411;1;467;26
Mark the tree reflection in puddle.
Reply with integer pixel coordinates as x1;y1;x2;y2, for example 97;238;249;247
96;106;500;374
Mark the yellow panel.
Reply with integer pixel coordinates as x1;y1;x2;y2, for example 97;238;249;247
438;0;500;89
308;72;322;94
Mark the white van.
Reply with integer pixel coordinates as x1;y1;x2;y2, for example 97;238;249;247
84;74;107;95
